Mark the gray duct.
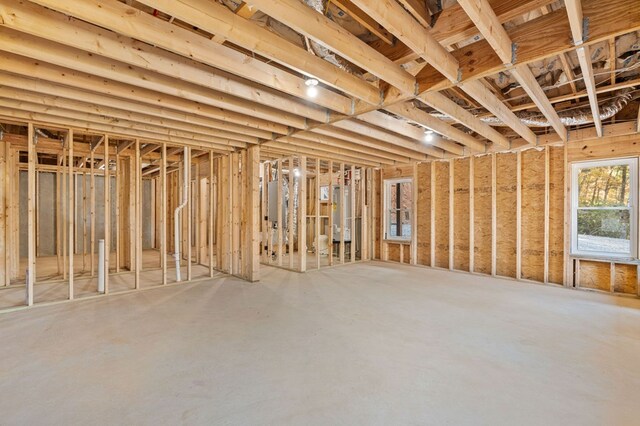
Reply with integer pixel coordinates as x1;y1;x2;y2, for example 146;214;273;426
432;89;637;127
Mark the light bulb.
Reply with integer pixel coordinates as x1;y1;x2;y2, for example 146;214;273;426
294;168;300;177
305;78;319;98
424;130;434;142
307;85;318;98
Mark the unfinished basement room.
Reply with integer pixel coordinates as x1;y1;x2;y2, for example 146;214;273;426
1;0;640;424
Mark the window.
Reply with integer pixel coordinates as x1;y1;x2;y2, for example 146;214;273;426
571;158;637;258
384;178;412;241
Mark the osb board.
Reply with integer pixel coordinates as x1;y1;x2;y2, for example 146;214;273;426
434;161;450;268
416;162;431;266
496;152;517;278
382;164;413;179
548;146;565;284
473;155;492;275
521;149;545;282
387;243;401;263
614;263;638;295
578;260;610;291
453;158;470;271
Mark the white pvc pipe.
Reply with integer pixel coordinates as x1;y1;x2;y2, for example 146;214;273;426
98;239;105;293
174;147;190;282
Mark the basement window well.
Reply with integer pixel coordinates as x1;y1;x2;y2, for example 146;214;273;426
384;178;412;241
571;158;638;259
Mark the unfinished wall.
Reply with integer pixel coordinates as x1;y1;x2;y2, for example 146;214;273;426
434;161;449;269
378;144;587;292
495;152;517;278
548;146;564;284
453;158;469;271
473;155;492;275
521;149;545;282
416;162;431;266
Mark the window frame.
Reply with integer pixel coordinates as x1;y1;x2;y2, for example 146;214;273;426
384;177;412;242
571;157;638;259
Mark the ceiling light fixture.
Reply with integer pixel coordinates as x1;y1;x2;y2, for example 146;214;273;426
294;168;300;177
305;78;319;98
424;129;434;142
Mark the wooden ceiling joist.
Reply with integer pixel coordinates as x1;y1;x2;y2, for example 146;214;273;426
243;0;416;95
0;107;234;154
0;8;322;127
131;0;382;104
0;97;246;150
0;53;287;136
417;91;510;148
0;72;274;140
0;86;259;146
329;0;394;45
352;0;532;144
371;0;556;64
20;0;354;115
414;0;640;93
455;0;567;141
564;0;603;137
356;110;465;155
385;103;487;153
291;130;415;163
331;119;446;158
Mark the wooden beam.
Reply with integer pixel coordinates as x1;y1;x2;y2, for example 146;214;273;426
0;27;310;129
243;0;416;94
332;120;447;158
459;79;537;144
27;123;35;306
385;103;486;152
104;135;110;294
352;0;535;144
132;0;381;104
370;0;555;64
7;0;351;116
356;110;465;155
414;0;640;93
396;0;431;28
329;0;393;45
456;0;567;140
418;91;510;148
351;0;458;82
0;52;287;135
68;129;75;299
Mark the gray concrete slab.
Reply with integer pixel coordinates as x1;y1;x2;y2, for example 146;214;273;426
1;262;639;425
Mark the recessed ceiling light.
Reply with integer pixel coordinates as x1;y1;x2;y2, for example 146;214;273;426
305;78;319;98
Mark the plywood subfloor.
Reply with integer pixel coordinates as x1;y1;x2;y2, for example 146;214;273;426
1;262;639;425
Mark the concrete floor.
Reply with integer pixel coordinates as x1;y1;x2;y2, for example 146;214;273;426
1;262;639;425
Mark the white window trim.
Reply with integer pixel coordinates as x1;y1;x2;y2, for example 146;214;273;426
384;177;412;242
571;157;638;259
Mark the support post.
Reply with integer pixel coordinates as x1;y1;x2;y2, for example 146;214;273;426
68;129;74;300
27;123;36;306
